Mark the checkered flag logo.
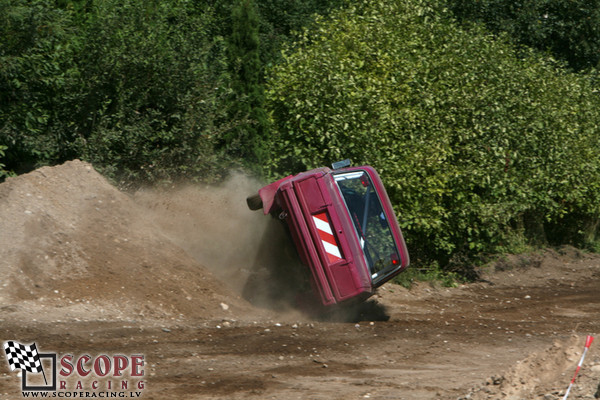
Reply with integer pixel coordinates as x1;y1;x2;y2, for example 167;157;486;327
3;341;44;374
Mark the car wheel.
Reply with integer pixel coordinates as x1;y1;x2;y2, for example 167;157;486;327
246;193;263;210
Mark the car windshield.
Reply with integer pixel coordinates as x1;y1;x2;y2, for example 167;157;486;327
333;171;401;283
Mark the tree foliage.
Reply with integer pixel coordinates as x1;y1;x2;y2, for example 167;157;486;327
224;0;268;162
0;144;8;178
448;0;600;72
0;0;80;173
265;0;600;267
0;0;344;184
255;0;346;66
75;0;233;184
0;0;233;184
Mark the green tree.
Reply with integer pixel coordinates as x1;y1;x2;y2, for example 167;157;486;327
225;0;268;163
0;0;234;185
74;0;232;184
0;0;349;184
0;0;81;174
264;0;600;269
0;144;8;178
448;0;600;71
255;0;346;66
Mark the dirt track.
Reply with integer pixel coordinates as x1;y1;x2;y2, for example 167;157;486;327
1;161;599;399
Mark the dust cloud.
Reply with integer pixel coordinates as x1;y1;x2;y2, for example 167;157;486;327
133;172;308;311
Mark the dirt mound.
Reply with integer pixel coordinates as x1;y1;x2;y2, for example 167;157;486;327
0;160;256;325
463;335;600;400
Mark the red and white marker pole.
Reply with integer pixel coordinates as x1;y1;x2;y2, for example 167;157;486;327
562;335;594;400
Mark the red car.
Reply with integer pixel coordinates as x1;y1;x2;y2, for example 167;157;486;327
247;160;409;306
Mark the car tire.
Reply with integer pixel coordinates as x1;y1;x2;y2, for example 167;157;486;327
246;193;263;210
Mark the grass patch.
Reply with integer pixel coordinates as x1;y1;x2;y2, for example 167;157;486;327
393;262;463;289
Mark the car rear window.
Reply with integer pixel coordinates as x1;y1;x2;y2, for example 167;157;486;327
333;171;402;283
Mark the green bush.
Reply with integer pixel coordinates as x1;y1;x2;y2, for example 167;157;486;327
448;0;600;72
0;0;234;185
0;144;8;178
0;0;349;184
264;0;600;269
224;0;267;163
0;0;81;173
74;0;232;185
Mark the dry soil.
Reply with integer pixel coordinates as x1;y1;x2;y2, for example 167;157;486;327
1;160;599;400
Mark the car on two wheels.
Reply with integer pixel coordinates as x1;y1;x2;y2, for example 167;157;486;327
247;161;409;307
